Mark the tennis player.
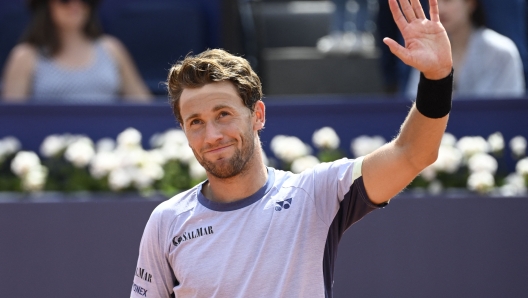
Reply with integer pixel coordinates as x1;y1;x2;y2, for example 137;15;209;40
131;0;453;297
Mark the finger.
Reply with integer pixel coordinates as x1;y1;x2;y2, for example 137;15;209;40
388;0;408;32
411;0;426;19
383;37;412;64
429;0;440;22
399;0;418;22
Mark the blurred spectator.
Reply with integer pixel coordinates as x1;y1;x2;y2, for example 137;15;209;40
317;0;378;54
405;0;525;98
1;0;152;103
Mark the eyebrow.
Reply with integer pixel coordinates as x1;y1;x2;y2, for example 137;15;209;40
184;104;234;123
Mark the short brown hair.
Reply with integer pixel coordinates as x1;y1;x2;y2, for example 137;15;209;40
166;49;263;125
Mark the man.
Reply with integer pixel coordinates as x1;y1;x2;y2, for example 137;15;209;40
131;0;453;297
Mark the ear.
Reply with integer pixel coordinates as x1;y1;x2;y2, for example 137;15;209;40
252;101;266;131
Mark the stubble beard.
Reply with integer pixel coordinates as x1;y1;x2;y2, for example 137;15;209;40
195;129;256;179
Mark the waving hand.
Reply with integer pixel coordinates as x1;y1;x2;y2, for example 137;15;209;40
383;0;452;80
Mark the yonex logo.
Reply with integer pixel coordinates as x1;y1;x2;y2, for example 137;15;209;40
275;198;292;211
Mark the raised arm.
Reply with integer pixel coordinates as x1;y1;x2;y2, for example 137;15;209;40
362;0;453;204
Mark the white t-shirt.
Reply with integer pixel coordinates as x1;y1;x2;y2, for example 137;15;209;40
131;157;387;298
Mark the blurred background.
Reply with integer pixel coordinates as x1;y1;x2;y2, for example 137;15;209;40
1;0;528;297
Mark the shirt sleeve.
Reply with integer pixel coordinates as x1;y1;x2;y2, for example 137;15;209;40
308;157;387;228
131;208;177;298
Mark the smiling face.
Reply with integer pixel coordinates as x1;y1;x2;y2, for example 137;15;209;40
180;81;265;179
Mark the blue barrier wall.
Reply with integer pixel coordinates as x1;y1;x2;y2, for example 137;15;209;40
1;97;527;170
1;195;527;298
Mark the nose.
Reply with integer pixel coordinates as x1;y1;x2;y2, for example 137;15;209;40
203;122;223;145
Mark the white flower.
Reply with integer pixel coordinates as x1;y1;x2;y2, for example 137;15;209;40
90;151;119;179
350;135;386;157
40;134;67;158
467;153;498;174
162;129;188;147
189;158;207;180
140;163;164;181
64;138;95;168
431;146;463;174
499;184;527;197
115;147;146;168
0;136;21;158
499;173;526;196
63;134;86;146
117;128;142;149
456;136;489;157
516;157;528;176
177;145;196;164
427;180;443;195
22;165;48;192
11;151;41;177
149;133;164;148
146;149;167;166
131;163;164;190
505;173;526;188
420;165;436;181
291;155;320;173
441;133;457;147
95;138;116;153
510;136;527;157
487;132;504;153
312;127;340;150
131;169;152;190
271;135;311;163
467;171;495;193
108;167;132;191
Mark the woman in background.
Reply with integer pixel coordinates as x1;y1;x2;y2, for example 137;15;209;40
406;0;525;98
1;0;152;102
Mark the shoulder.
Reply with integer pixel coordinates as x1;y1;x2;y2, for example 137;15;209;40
273;158;357;188
5;43;38;66
99;35;126;51
149;186;201;223
474;28;520;56
98;35;129;61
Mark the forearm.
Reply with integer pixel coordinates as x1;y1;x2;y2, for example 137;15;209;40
395;69;453;169
394;104;448;171
362;70;452;204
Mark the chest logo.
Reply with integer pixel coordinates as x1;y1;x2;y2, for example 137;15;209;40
172;226;214;248
275;198;292;211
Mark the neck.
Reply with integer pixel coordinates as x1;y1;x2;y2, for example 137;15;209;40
203;148;268;204
57;28;91;52
448;24;474;56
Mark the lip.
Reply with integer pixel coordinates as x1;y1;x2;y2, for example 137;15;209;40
203;144;233;154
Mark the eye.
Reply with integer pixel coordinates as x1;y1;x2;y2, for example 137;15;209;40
189;119;202;126
219;111;230;118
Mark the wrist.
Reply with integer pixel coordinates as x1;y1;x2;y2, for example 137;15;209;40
422;65;453;81
415;68;454;119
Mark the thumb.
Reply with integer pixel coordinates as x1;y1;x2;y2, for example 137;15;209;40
383;37;411;65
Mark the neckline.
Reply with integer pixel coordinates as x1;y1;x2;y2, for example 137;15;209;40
43;42;100;72
197;167;275;212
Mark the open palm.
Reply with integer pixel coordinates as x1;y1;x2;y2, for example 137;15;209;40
383;0;453;80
